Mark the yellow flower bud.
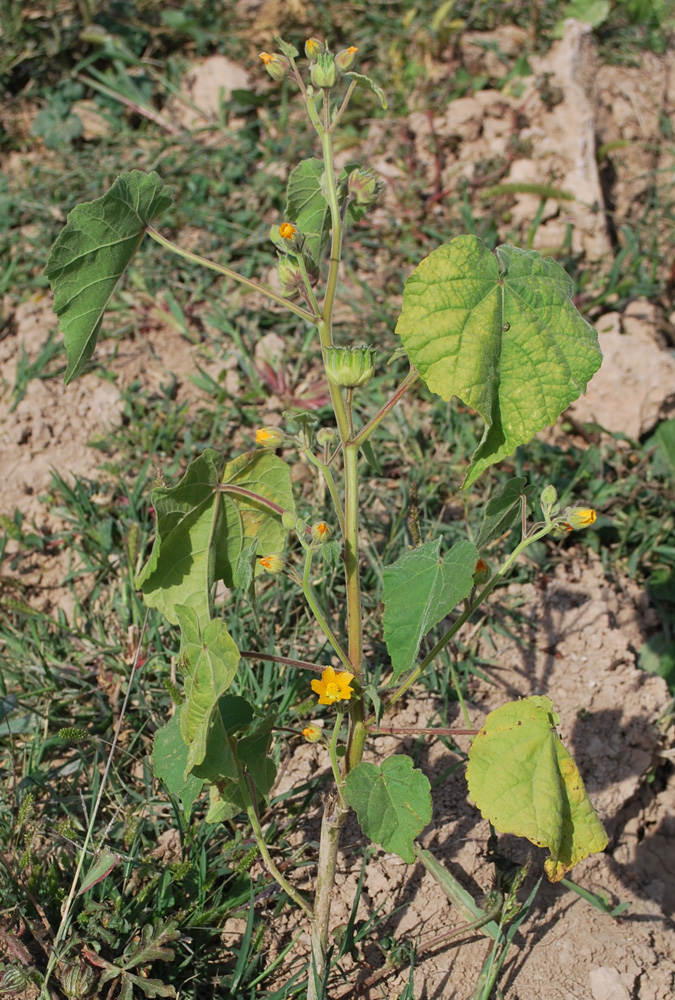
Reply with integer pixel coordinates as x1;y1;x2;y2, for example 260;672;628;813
305;37;325;61
259;51;290;81
562;508;597;531
258;553;285;575
335;46;358;72
473;558;490;586
270;223;304;254
302;722;324;743
311;521;332;543
256;426;284;448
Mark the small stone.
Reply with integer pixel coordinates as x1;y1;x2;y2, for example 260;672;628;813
589;966;632;1000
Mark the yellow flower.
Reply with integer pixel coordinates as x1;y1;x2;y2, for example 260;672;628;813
279;222;298;240
259;51;274;65
563;508;597;531
259;553;285;575
311;666;354;705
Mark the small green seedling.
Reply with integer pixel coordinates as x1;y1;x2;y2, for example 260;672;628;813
44;37;608;997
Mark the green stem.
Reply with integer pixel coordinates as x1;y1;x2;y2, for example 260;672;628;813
343;444;363;681
350;368;419;447
449;656;471;728
330;80;357;132
296;252;321;316
288;565;352;672
343;439;367;773
319;95;345;328
299;83;365;1000
328;711;346;802
302;447;346;534
146;225;316;324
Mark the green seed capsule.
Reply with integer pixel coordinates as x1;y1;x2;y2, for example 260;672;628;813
325;346;376;389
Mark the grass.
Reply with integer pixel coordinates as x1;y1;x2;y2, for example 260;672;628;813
1;1;674;997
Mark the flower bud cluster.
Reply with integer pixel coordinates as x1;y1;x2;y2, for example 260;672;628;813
260;39;358;91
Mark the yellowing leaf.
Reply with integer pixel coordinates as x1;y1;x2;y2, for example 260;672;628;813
396;236;602;487
466;696;608;882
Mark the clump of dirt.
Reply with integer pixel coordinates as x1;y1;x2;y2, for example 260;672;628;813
569;300;675;437
402;20;673;272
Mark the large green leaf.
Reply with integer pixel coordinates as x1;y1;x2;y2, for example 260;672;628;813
152;711;204;817
45;170;172;384
396;236;602;487
176;606;240;775
136;450;243;625
466;696;608;882
344;755;432;863
222;450;295;569
191;694;254;783
382;539;479;679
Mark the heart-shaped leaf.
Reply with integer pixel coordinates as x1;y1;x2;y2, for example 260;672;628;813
45;170;172;383
344;755;432;863
136;450;243;625
396;236;602;487
382;538;478;679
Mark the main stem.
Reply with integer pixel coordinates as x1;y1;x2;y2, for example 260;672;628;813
307;91;366;1000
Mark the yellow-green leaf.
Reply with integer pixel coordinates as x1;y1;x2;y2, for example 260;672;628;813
396;236;602;487
466;696;608;882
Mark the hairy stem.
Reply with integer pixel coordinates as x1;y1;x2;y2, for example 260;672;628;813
309;793;350;1000
350;368;419;447
146;225;316;324
302;447;346;534
287;565;352;672
343;443;363;682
